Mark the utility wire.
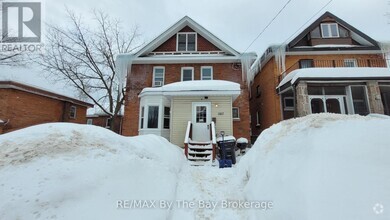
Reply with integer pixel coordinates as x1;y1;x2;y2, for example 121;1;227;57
242;0;293;54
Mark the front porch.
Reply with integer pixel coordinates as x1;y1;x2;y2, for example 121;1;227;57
138;80;241;163
277;68;390;118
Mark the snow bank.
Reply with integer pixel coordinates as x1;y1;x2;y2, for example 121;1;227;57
0;123;186;220
237;114;390;219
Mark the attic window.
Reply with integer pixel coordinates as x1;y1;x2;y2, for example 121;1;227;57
177;33;196;51
321;23;339;38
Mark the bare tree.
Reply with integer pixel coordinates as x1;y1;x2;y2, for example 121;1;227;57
36;9;141;130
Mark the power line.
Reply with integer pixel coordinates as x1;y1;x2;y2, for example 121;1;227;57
242;0;293;54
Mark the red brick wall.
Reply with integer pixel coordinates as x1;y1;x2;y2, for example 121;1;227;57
87;115;122;134
250;53;385;139
0;88;87;134
153;26;222;52
122;63;251;142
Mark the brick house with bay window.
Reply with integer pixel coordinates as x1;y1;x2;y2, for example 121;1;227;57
119;16;256;164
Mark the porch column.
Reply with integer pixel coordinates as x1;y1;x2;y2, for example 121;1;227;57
296;82;310;117
366;81;384;114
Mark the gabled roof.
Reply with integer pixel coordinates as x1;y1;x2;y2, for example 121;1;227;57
288;11;379;49
135;16;240;57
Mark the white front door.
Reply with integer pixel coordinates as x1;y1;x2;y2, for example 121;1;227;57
192;102;211;142
309;95;346;114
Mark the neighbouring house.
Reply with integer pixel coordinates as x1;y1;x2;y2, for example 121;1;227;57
86;108;123;134
250;11;390;140
0;80;93;134
118;16;256;164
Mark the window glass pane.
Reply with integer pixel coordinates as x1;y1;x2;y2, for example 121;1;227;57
326;99;341;114
182;69;193;81
87;119;93;125
311;98;325;113
321;24;330;37
285;98;294;107
330;24;338;37
299;59;313;68
324;86;345;95
344;59;357;67
351;86;369;115
164;107;170;129
311;27;321;38
380;86;390;115
196;106;207;123
178;34;186;51
308;86;323;95
140;107;144;129
233;108;239;119
202;67;212;80
187;34;196;51
147;106;159;128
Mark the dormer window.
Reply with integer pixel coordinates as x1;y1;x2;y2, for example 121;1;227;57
321;23;339;38
177;33;196;51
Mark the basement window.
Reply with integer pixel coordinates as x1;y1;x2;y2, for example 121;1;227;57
69;106;77;119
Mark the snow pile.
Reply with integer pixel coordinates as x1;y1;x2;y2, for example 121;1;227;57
237;114;390;219
0;123;186;220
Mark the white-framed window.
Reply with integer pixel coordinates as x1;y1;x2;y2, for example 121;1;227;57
163;107;170;129
256;111;260;126
283;97;295;111
177;32;197;52
87;119;93;125
106;118;112;128
349;85;370;115
69;106;77;119
201;66;213;80
181;67;194;81
153;67;165;87
321;23;339;38
344;59;357;67
232;107;240;120
147;106;159;129
140;106;145;129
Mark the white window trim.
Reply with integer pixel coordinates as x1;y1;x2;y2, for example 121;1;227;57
201;66;213;80
321;23;339;38
181;67;194;81
232;107;240;120
283;97;295;111
163;106;170;130
152;66;165;87
70;106;77;119
146;105;160;129
344;59;357;67
347;85;371;114
176;32;197;52
87;119;93;125
140;106;145;129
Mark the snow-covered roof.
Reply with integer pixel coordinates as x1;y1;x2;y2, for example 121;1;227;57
277;67;390;89
139;80;241;99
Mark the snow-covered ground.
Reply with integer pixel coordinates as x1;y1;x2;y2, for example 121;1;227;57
1;114;390;219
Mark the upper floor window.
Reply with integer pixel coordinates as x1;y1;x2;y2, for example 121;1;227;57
181;67;194;81
321;23;339;38
344;59;357;67
201;66;213;80
177;33;196;51
69;106;77;119
299;59;314;69
153;67;165;87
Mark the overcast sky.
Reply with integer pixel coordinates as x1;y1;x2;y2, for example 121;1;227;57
2;0;390;96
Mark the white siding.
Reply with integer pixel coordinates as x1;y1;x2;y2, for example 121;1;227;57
171;96;232;147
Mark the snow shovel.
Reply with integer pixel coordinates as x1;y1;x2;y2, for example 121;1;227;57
218;131;232;168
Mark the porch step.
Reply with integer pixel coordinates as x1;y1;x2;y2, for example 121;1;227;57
188;155;212;161
189;160;214;166
188;149;213;155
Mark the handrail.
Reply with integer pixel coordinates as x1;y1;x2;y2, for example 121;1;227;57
184;121;192;144
211;121;216;145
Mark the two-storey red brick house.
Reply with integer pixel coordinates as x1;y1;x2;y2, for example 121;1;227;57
119;16;256;163
250;11;390;140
